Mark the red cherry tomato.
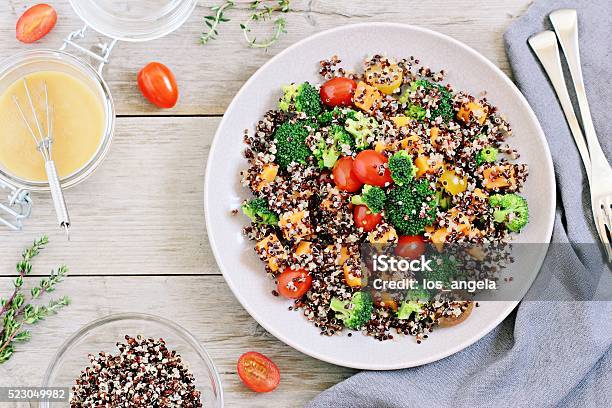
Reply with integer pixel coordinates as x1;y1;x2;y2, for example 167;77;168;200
353;205;383;232
320;77;357;107
16;4;57;44
353;150;393;187
137;62;179;109
395;235;426;259
237;351;280;393
332;156;363;192
277;268;312;299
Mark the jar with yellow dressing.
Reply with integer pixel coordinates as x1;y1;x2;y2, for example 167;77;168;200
0;50;114;230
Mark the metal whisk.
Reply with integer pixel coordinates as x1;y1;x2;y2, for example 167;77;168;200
12;79;70;238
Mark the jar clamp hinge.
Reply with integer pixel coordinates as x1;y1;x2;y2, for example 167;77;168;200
0;179;32;231
60;25;118;75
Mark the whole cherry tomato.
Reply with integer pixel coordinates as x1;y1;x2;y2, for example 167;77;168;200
277;268;312;299
237;351;280;393
320;77;357;107
16;4;57;44
395;235;426;259
353;205;383;232
137;62;179;109
353;150;393;187
332;156;363;192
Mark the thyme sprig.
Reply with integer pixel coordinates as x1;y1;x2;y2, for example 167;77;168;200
0;237;71;364
240;0;290;49
200;1;235;45
201;0;291;48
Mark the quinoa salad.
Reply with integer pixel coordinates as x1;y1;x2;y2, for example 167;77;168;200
239;55;529;342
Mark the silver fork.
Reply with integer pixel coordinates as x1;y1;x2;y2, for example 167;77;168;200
529;9;611;261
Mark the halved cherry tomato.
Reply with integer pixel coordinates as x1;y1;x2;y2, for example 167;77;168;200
320;77;357;107
332;156;363;192
237;351;280;393
353;150;393;187
395;235;426;259
277;268;312;299
353;205;382;232
16;4;57;44
137;62;179;109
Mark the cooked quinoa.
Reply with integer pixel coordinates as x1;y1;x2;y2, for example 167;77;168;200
240;55;529;341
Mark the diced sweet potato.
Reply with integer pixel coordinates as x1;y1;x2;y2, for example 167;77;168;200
255;234;287;272
257;163;278;191
368;225;398;244
457;102;489;125
294;241;312;256
429;127;440;147
343;263;363;287
391;116;411;129
279;210;313;240
354;81;383;113
414;155;443;178
467;247;486;261
482;165;517;190
425;226;449;252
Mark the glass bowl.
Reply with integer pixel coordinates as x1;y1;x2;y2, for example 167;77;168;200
68;0;198;42
41;313;223;407
0;49;115;191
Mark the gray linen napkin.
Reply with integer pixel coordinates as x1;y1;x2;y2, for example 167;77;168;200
306;1;611;407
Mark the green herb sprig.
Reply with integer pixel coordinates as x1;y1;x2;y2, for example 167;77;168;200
201;0;291;48
200;0;235;45
0;237;71;364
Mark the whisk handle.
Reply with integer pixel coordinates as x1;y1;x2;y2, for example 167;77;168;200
45;161;71;232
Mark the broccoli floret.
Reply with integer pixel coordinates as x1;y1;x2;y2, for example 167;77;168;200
241;198;278;225
351;185;386;213
312;139;339;169
312;125;354;169
386;180;437;234
396;301;420;320
345;111;379;150
388;151;416;186
396;284;430;319
410;79;431;92
406;104;427;121
330;291;373;329
476;147;498;165
385;179;438;235
431;85;453;122
404;80;453;122
489;193;529;232
278;82;322;117
426;254;461;286
317;107;358;126
278;84;298;112
435;191;451;211
407;285;431;302
273;120;314;169
331;124;354;148
312;140;340;169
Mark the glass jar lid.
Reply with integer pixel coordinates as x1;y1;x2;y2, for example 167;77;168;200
68;0;198;42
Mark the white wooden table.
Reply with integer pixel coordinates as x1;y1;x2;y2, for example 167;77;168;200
0;1;531;406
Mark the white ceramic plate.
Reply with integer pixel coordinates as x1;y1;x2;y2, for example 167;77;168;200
204;23;555;370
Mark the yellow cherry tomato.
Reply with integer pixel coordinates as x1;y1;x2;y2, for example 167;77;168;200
364;63;403;95
439;168;468;195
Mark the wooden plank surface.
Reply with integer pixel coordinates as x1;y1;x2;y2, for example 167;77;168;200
0;0;531;116
0;1;533;407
